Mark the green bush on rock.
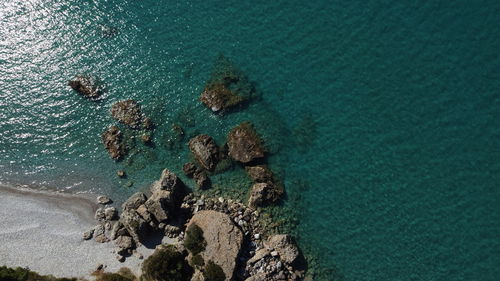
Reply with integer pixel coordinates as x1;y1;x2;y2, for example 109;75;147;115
141;245;193;281
203;261;226;281
190;254;204;267
184;223;206;255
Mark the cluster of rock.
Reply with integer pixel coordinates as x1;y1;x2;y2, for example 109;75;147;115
182;121;283;208
85;169;304;280
181;194;305;281
83;169;187;262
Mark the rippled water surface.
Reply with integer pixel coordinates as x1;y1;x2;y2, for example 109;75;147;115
1;1;499;280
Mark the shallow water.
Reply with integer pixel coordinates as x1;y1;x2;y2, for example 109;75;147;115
1;1;499;280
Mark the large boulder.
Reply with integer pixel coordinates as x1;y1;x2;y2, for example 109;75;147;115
119;209;150;244
265;234;300;265
111;99;143;129
145;169;185;223
188;134;220;171
248;182;283;208
102;126;125;160
122;192;147;211
187;210;243;281
68;75;103;99
227;122;265;163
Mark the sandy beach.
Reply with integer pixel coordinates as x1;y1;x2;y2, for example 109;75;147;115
0;184;156;279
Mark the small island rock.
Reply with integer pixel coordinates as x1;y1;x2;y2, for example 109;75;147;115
111;100;143;129
102;126;125;160
188;134;220;171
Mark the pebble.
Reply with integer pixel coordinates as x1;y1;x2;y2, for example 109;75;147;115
116;254;125;262
218;197;224;203
270;250;279;257
83;229;94;240
254;233;260;240
117;170;126;178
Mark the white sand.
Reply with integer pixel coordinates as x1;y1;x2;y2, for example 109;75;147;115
0;185;161;279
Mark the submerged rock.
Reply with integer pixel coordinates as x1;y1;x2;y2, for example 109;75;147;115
111;99;143;129
187;210;243;281
188;134;220;171
200;83;244;112
245;165;274;183
227;122;265;163
68;75;103;99
102;126;125;160
193;170;211;190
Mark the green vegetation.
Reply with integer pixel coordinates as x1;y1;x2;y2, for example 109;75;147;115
95;272;133;281
0;266;77;281
190;254;204;267
184;224;206;255
141;245;193;281
203;261;226;281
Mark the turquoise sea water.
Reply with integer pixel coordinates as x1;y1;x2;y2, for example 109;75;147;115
1;0;499;280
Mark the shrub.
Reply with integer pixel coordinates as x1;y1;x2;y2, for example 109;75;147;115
203;261;225;281
141;245;193;281
184;224;206;255
190;254;204;267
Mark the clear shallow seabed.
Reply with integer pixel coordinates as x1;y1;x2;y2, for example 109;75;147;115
1;1;499;280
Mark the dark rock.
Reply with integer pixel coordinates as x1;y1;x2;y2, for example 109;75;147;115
143;117;154;130
227;122;265;163
183;162;197;178
248;182;283;208
68;75;103;99
97;195;112;205
116;254;125;262
245;165;274;183
122;192;147;211
193;170;210;190
188;134;220;171
102;126;125;160
111;99;143;129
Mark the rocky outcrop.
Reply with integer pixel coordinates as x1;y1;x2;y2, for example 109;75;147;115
102;126;125;160
97;195;112;205
227;122;265;163
145;169;185;223
200;83;244;112
68;75;103;99
188;134;220;171
248;182;284;208
187;210;243;281
111;100;143;129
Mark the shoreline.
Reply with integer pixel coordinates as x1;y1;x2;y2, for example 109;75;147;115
0;184;152;279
